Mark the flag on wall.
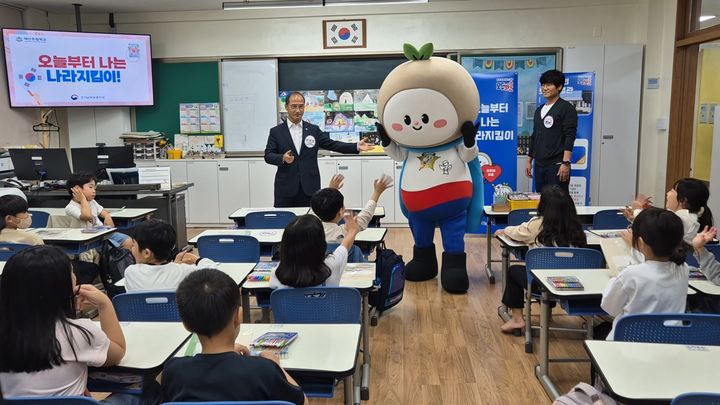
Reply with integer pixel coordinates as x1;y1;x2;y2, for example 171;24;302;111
324;19;366;48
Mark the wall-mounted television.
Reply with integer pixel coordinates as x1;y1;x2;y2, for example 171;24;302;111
2;28;153;107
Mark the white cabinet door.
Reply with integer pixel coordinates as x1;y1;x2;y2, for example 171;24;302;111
393;161;408;224
186;161;219;224
318;158;338;188
336;159;362;208
163;161;190;216
361;159;395;223
218;161;250;224
248;160;276;207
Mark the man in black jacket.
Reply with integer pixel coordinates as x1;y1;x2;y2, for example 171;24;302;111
264;91;373;207
526;69;577;194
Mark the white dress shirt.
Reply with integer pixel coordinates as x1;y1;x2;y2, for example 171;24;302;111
288;120;303;155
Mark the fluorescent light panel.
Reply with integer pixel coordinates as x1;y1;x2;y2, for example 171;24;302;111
700;15;717;22
223;0;427;10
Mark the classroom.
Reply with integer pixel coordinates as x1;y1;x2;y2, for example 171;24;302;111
1;0;720;404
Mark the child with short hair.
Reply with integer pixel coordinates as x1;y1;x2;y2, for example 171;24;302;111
601;207;690;340
161;269;306;405
0;245;141;402
271;213;358;289
64;172;132;249
123;219;217;291
0;195;43;245
311;173;392;244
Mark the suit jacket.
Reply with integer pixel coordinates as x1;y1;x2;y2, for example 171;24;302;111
264;120;359;198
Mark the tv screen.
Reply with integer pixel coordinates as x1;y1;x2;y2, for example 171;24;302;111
2;28;153;107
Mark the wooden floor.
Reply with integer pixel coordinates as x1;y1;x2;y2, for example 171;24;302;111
188;227;591;405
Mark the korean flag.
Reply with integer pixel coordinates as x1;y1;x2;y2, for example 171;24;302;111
325;20;364;48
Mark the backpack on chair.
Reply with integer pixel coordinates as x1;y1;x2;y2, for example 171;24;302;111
98;240;135;297
369;242;405;323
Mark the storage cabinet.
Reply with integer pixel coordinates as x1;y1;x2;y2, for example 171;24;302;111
186;161;220;224
247;160;276;207
336;158;362;208
218;161;250;224
361;159;395;223
393;161;408;224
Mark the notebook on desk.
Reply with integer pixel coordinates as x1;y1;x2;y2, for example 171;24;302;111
599;237;633;276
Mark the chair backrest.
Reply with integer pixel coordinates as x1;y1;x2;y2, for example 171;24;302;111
28;210;50;228
0;242;33;261
525;247;605;283
112;291;180;322
197;235;260;263
671;392;720;405
325;242;364;263
687;249;700;268
161;401;293;405
271;287;361;324
7;397;102;404
245;211;296;230
614;313;720;345
507;209;537;226
592;209;631;230
705;244;720;262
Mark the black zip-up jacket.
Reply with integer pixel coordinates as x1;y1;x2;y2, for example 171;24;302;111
528;97;577;166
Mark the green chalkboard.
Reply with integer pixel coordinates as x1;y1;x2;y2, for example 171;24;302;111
135;61;219;143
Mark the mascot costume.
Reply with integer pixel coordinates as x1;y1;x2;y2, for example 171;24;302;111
376;43;483;293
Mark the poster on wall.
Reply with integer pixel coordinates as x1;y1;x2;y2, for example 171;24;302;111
537;72;595;205
471;72;519;204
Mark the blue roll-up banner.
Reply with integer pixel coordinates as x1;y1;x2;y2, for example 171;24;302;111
471;72;519;206
536;72;595;205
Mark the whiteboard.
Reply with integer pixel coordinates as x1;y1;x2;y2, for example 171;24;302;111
221;59;278;152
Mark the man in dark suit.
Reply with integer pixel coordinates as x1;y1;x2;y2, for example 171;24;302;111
264;92;374;207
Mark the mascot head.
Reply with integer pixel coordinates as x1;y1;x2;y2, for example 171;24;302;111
377;43;480;148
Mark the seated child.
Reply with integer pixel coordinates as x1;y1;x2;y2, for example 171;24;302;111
270;213;358;289
64;172;132;249
124;219;217;291
0;195;43;245
311;173;392;243
0;245;158;403
693;225;720;284
161;269;307;405
601;207;689;340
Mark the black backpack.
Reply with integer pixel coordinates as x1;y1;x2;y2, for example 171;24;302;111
369;243;405;323
98;241;135;297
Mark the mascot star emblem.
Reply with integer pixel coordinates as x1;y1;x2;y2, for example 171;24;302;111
418;152;440;171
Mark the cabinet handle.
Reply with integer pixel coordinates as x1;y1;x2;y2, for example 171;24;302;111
219;167;229;171
338;165;348;170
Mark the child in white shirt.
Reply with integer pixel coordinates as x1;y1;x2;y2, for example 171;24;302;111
601;207;690;340
124;219;217;291
64;172;132;249
270;213;358;289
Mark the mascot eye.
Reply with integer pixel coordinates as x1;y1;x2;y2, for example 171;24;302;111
421;114;429;124
404;115;412;125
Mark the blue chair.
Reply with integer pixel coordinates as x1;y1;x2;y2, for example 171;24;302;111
0;242;32;260
706;244;720;261
524;247;605;353
7;397;102;404
687;250;700;267
28;209;50;228
271;287;361;398
161;401;294;405
614;313;720;345
326;242;365;263
245;211;296;230
112;291;180;322
505;209;537;261
197;235;260;263
592;209;631;230
671;393;720;405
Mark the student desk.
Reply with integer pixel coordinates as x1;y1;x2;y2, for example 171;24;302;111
31;207;157;230
346;206;386;227
584;340;720;403
114;262;256;288
242;263;375;402
689;279;720;295
483;205;621;284
531;268;696;400
228;207;310;227
30;227;116;255
0;261;4;274
189;228;388;252
94;321;191;374
237;324;361;405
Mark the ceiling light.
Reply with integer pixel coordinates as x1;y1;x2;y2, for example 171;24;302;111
699;15;717;22
223;0;427;10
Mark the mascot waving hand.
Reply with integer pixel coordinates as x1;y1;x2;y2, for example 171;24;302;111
376;43;483;294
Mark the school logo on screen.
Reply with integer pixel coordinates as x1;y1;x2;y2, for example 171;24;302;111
128;44;140;60
495;77;514;92
70;94;78;100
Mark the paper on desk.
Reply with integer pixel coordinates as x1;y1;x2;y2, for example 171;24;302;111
600;237;632;276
